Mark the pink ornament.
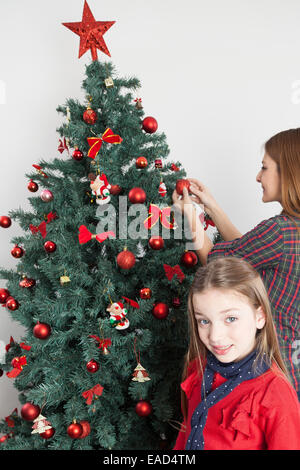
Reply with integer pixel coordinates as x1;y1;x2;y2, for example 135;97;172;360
40;190;54;202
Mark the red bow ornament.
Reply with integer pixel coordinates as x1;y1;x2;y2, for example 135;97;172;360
32;164;48;178
163;264;185;283
29;221;47;238
143;204;175;230
199;213;216;231
87;128;123;159
82;384;104;405
78;225;116;244
6;355;27;378
89;336;112;352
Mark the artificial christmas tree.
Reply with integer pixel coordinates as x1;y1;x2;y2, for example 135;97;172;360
0;1;217;450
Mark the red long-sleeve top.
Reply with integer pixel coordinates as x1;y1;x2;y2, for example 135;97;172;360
173;358;300;450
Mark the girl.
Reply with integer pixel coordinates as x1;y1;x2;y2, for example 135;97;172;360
173;257;300;450
172;128;300;399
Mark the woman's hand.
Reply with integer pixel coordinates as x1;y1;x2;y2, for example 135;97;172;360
187;178;217;216
172;186;196;216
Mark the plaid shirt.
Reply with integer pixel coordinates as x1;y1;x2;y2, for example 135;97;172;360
208;214;300;394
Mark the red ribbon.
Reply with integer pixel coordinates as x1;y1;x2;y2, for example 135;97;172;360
32;164;48;178
122;296;140;309
199;213;216;231
78;225;116;244
5;408;18;428
82;384;104;405
6;337;31;352
87;128;123;159
171;163;179;172
45;211;57;223
89;336;112;352
143;204;174;230
163;264;185;283
29;221;47;238
7;356;27;378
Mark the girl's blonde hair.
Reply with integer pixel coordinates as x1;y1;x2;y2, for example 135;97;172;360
181;257;290;421
265;128;300;234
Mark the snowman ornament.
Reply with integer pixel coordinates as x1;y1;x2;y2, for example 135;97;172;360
106;301;130;330
88;173;111;205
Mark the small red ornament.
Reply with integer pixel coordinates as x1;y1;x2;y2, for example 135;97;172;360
136;156;148;169
142;117;158;134
11;245;25;258
40;428;55;439
72;147;84;161
0;288;10;304
128;187;146;204
86;359;99;373
180;251;198;267
135;400;152;417
83;107;97;124
149;236;164;250
176;179;191;195
21;403;41;421
6;298;19;311
33;322;51;340
67;422;83;439
152;302;169;319
155;159;163;169
78;420;91;439
0;216;11;228
109;184;122;195
139;287;152;299
44;241;57;253
27;179;39;192
19;277;36;289
117;249;136;270
172;297;181;308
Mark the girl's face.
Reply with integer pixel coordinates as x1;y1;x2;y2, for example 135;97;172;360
256;153;281;203
193;288;265;363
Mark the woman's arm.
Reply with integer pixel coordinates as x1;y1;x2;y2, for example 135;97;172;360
188;178;242;242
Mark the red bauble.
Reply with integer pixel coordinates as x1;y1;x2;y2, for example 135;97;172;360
109;184;122;195
27;179;39;192
21;403;41;421
117;249;136;270
33;322;51;340
128;187;146;204
180;251;198;267
152;302;169;319
72;147;84;161
135;400;152;417
67;422;83;439
44;241;57;253
78;420;91;439
0;288;10;304
176;179;191;195
11;245;25;258
19;277;36;289
142;117;158;134
6;297;19;311
86;359;99;373
149;236;164;250
136;156;148;169
139;287;152;299
0;216;11;228
40;428;55;439
83;107;97;124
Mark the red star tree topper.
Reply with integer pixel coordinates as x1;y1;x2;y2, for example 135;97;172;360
62;0;115;61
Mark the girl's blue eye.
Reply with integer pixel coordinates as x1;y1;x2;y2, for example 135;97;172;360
226;316;237;323
198;319;209;326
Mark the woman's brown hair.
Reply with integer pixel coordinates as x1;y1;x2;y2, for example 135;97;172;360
180;257;290;423
265;128;300;233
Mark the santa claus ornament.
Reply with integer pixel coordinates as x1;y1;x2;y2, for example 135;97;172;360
88;173;111;205
106;301;129;330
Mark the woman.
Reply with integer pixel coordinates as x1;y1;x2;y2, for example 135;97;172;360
172;128;300;398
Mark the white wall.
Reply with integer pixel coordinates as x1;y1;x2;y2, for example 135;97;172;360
1;0;299;418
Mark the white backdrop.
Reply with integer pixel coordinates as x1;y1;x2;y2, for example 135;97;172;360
0;0;299;419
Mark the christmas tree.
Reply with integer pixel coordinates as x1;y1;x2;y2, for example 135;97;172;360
0;2;207;450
